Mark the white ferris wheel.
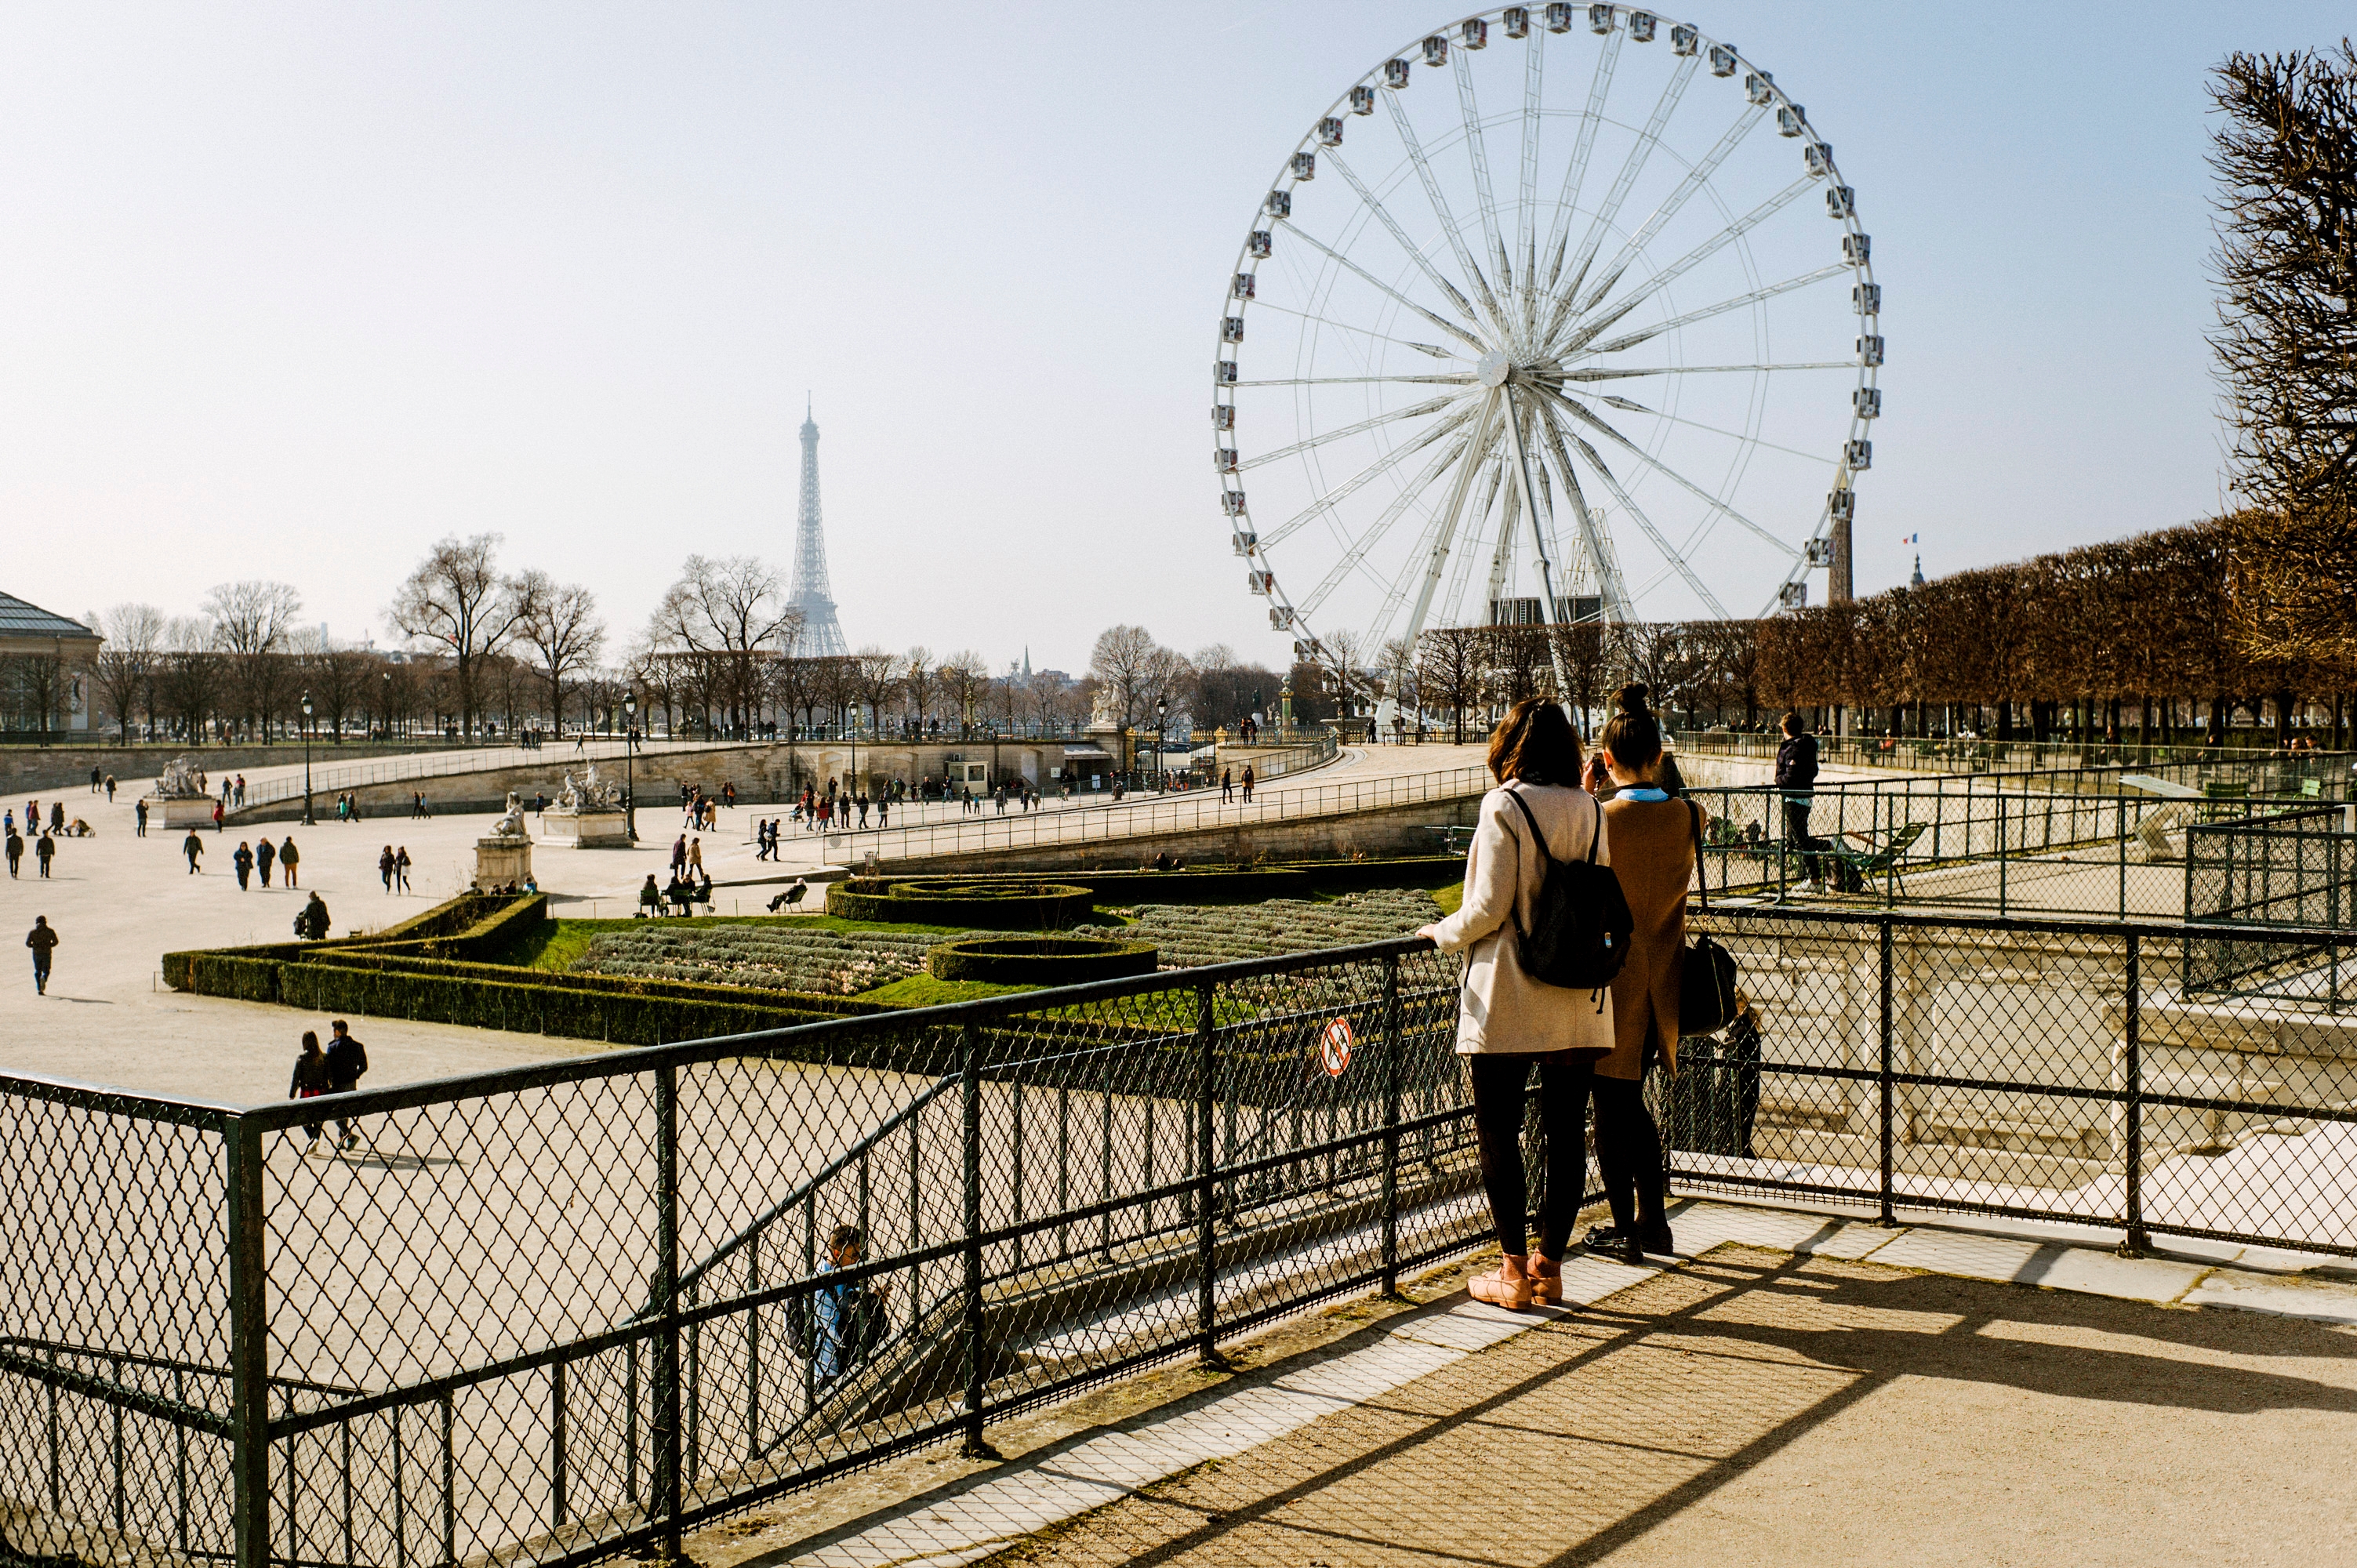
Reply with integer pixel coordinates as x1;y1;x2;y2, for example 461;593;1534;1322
1213;4;1880;706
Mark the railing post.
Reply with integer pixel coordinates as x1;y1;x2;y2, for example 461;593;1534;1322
1195;982;1227;1369
2118;933;2148;1258
1379;954;1404;1297
959;1022;1000;1460
651;1061;683;1556
1877;918;1896;1227
227;1112;271;1568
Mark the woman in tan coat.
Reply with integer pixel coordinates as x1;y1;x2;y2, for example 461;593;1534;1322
1417;698;1614;1309
1580;684;1704;1261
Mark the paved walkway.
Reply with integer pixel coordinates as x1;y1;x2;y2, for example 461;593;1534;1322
700;1198;2357;1568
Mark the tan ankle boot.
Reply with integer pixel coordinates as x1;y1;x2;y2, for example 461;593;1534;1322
1469;1254;1534;1309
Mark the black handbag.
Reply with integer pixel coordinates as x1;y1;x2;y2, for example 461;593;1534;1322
1680;800;1741;1036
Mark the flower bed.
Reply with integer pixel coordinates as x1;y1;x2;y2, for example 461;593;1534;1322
928;936;1159;986
1072;888;1441;969
826;879;1095;929
568;923;988;996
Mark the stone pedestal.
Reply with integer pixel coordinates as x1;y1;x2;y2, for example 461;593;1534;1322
474;836;534;891
539;809;632;848
146;797;219;830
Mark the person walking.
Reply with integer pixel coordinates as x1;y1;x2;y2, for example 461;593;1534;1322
183;830;205;874
135;798;148;837
1580;685;1701;1262
289;1031;333;1149
394;846;412;892
1221;767;1233;804
1775;709;1824;893
279;836;301;888
256;837;275;887
323;1020;369;1149
670;834;688;877
104;774;116;804
380;846;397;892
687;837;703;876
211;798;224;833
26;916;59;996
1415;697;1615;1311
1240;764;1255;804
50;801;64;835
4;828;20;879
34;832;54;879
232;840;254;891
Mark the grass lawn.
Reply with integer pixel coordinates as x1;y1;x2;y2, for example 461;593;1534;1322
1433;881;1464;916
854;973;1043;1007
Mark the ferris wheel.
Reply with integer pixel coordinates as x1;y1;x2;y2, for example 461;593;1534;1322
1214;5;1879;699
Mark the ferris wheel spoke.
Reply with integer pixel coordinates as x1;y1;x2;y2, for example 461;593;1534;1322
1559;361;1857;380
1547;416;1731;619
1393;391;1505;658
1295;438;1470;619
1381;92;1508;329
1258;403;1483;549
1540;27;1623;293
1560;176;1818;350
1553;103;1769;345
1232;373;1476;388
1440;459;1508;626
1451;52;1509;296
1248;301;1463;359
1322;153;1485;328
1540;388;1804;561
1275;221;1488;353
1556;55;1700;314
1581;263;1850;358
1594;394;1837;465
1515;27;1545;322
1240;395;1458;471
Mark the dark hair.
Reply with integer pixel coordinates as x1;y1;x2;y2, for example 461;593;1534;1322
1780;710;1803;735
829;1223;865;1253
1486;698;1584;786
300;1031;320;1054
1600;684;1664;773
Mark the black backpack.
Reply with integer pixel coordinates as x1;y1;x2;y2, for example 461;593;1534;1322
1502;789;1632;994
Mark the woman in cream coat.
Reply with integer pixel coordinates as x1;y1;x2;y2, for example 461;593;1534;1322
1415;697;1614;1310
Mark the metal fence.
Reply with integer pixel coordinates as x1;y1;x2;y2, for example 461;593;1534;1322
1682;777;2339;921
14;909;2357;1567
233;739;721;813
823;761;1487;865
1672;728;2355;783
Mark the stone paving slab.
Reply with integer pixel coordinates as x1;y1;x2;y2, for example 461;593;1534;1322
738;1196;2357;1568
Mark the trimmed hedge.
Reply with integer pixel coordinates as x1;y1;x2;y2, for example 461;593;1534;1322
928;936;1158;986
828;880;1095;929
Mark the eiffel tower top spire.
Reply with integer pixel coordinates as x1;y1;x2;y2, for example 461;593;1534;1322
788;396;848;658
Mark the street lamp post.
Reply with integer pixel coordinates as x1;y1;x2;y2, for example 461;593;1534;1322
300;693;316;826
1155;697;1168;793
623;692;640;844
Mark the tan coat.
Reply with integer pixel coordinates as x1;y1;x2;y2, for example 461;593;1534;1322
1429;782;1617;1055
1597;795;1704;1080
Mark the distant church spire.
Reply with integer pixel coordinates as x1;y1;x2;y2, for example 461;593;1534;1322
1909;553;1925;588
788;397;848;658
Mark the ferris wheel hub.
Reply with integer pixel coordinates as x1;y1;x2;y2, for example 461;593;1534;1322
1475;350;1513;388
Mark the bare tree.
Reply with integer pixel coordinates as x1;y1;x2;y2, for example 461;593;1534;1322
1090;625;1192;729
854;647;902;735
2211;42;2357;662
94;603;165;742
900;646;936;735
390;535;531;736
513;571;605;734
1415;626;1484;744
648;555;798;737
939;650;990;736
203;580;303;739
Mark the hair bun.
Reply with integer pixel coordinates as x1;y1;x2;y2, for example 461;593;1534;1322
1615;683;1651;717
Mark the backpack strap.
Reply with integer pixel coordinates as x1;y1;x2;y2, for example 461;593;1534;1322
1503;786;1553;866
1500;787;1555;944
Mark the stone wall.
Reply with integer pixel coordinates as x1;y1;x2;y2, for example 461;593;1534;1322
867;794;1484;876
0;741;486;796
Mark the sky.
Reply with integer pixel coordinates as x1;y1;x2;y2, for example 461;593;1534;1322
0;2;2346;675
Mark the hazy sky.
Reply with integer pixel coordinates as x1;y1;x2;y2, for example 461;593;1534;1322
0;2;2345;673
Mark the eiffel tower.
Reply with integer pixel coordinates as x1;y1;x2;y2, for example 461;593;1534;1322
786;397;848;658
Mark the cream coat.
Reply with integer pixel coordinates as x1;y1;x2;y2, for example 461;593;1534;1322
1429;781;1617;1054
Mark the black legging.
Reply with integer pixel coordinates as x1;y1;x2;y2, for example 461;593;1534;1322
1469;1053;1669;1255
1592;1075;1668;1236
1469;1050;1593;1258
